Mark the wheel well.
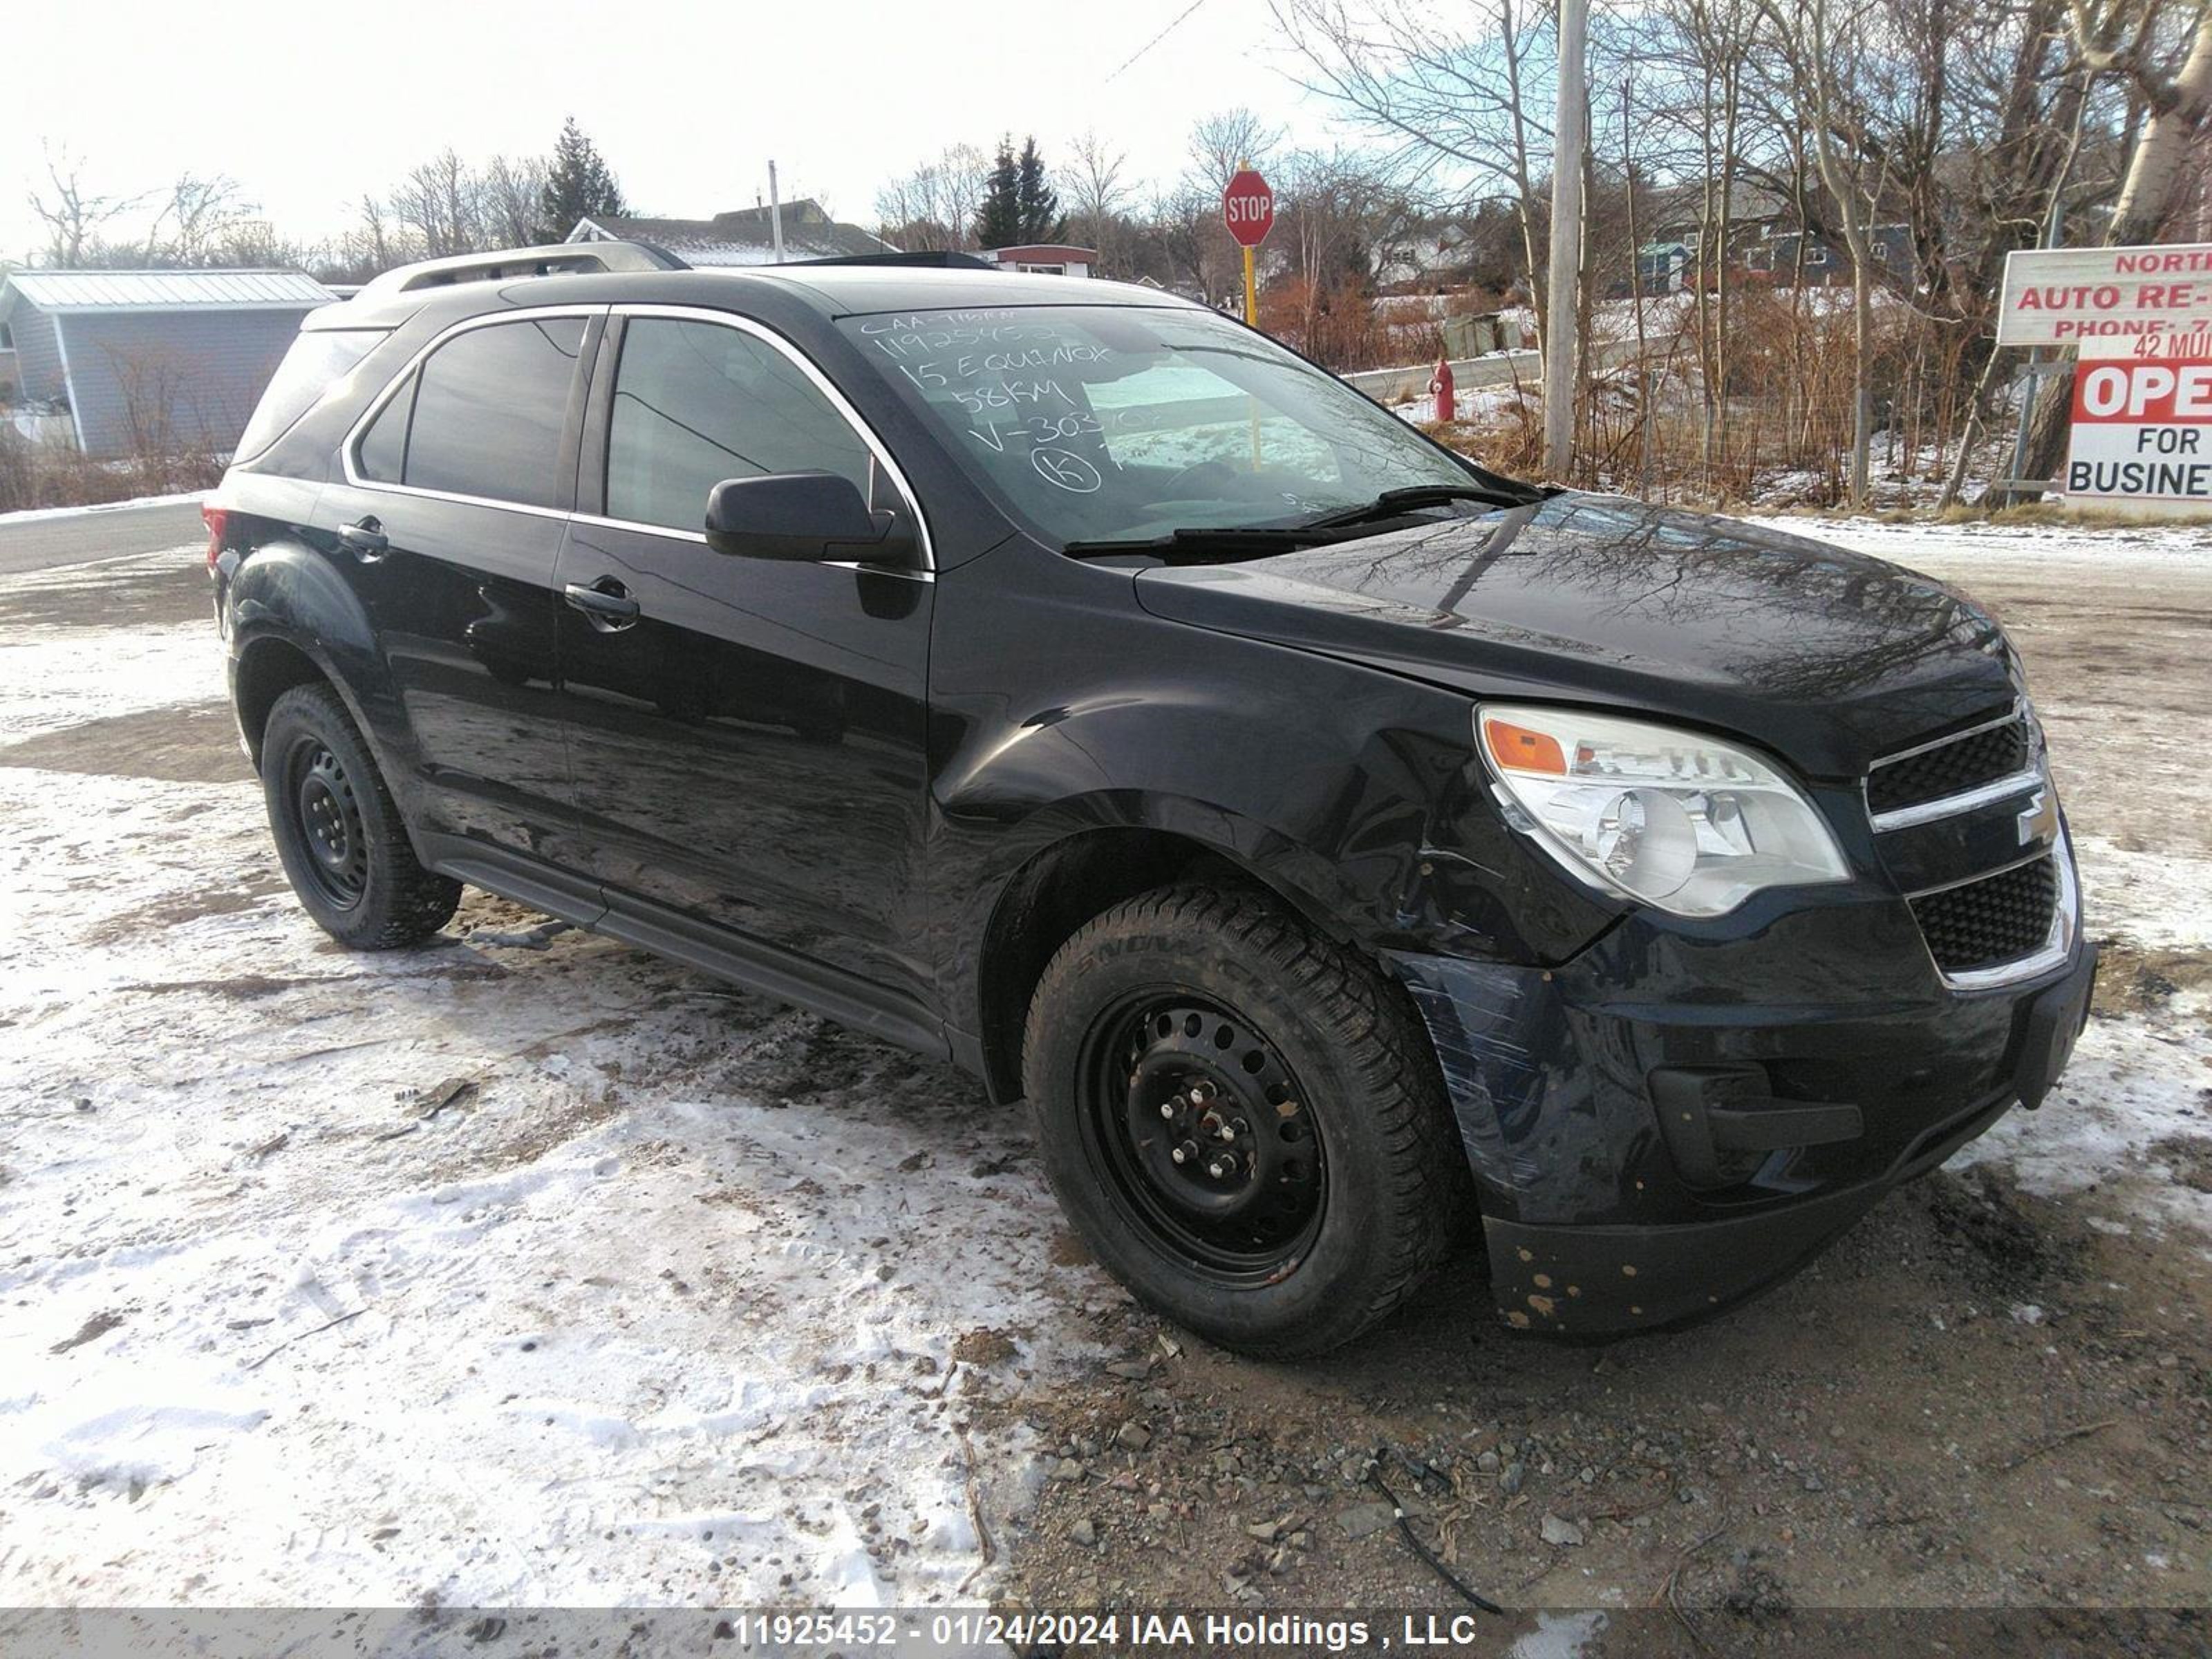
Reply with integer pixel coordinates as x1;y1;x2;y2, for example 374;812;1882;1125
975;827;1332;1104
233;637;328;767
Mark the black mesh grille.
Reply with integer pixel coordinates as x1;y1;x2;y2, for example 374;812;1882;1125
1910;858;2059;973
1868;713;2030;816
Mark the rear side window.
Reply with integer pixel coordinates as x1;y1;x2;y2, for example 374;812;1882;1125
391;317;588;509
605;318;874;533
234;328;386;462
356;375;411;482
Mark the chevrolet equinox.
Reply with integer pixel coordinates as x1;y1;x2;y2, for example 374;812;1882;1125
205;242;2097;1357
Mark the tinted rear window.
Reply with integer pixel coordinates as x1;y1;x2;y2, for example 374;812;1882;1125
401;317;587;509
234;328;386;462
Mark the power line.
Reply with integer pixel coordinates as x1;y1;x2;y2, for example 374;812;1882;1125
1105;0;1212;83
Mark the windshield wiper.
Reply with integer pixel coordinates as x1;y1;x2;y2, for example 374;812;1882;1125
1301;482;1535;529
1062;525;1326;560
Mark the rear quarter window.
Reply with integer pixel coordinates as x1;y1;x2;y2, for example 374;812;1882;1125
399;317;588;509
234;329;387;462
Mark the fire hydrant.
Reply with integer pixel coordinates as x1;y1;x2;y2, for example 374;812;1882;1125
1429;357;1456;424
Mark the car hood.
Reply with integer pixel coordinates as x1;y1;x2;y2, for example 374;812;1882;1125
1130;492;2021;779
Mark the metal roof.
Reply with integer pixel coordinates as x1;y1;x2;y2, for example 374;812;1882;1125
0;269;335;313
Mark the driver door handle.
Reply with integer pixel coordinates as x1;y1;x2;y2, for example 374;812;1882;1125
564;577;641;631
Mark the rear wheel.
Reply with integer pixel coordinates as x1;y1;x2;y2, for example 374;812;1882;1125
1022;883;1466;1358
261;684;460;950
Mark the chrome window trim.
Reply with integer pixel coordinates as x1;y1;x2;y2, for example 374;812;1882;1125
604;303;936;572
338;303;606;519
565;509;935;583
1869;765;2048;833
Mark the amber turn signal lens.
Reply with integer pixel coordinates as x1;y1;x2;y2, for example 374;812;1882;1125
1483;717;1567;775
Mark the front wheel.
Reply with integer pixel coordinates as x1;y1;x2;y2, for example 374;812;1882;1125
1022;884;1468;1358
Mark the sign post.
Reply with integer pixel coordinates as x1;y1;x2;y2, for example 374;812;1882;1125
1222;165;1273;327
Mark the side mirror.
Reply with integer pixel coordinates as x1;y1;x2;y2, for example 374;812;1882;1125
703;471;904;563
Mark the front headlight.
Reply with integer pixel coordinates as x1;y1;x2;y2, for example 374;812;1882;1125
1476;703;1850;918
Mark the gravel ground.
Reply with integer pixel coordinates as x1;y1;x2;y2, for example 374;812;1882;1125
1;523;2206;1651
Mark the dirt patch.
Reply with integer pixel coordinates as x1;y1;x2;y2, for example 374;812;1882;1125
0;557;211;632
48;1310;126;1355
85;878;290;947
989;1163;2210;1620
0;701;247;785
2094;941;2212;1017
1920;1165;2086;1295
2150;1134;2212;1196
1048;1230;1096;1268
953;1327;1022;1368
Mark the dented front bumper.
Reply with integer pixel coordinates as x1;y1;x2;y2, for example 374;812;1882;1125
1386;912;2098;1339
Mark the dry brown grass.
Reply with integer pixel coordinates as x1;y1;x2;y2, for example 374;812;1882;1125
0;434;225;516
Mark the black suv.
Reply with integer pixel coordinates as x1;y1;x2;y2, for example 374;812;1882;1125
207;241;2096;1357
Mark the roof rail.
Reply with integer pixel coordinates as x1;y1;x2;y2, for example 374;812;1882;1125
788;250;997;270
357;240;690;298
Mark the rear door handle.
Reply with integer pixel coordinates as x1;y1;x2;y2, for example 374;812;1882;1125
564;578;641;630
338;517;388;559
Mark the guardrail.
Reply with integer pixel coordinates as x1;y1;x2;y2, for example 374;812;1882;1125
1340;353;1540;404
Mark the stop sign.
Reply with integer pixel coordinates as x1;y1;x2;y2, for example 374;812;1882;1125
1223;169;1274;248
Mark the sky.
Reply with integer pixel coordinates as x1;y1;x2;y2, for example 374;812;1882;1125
3;0;1336;263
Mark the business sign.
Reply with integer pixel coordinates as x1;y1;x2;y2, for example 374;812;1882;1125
2062;356;2212;507
1996;243;2212;348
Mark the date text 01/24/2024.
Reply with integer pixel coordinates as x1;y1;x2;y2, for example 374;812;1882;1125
710;1611;1523;1651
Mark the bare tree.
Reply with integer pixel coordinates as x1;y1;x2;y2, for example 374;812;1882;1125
1065;130;1131;265
1273;0;1555;344
873;144;988;251
1188;108;1286;193
145;173;257;266
481;156;551;247
28;147;143;268
391;149;486;258
2012;0;2212;491
1757;0;1882;505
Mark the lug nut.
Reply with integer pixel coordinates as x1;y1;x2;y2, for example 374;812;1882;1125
1172;1140;1198;1165
1160;1102;1175;1119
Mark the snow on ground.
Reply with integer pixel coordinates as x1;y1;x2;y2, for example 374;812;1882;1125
0;548;1117;1605
1;518;2207;1610
0;491;207;527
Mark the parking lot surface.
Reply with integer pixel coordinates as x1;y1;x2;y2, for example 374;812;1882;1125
0;520;2205;1633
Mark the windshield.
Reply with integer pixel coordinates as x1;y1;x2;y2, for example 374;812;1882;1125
839;303;1515;548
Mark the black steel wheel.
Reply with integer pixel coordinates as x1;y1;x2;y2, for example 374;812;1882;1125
1081;996;1326;1282
1024;883;1468;1358
283;738;371;910
260;683;460;950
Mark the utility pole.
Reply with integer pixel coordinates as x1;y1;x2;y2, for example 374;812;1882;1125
769;160;786;263
1542;0;1588;478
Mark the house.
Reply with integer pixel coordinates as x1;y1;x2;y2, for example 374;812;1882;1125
980;244;1099;277
0;268;335;457
1635;241;1694;294
1745;225;1917;285
567;200;892;267
0;315;19;403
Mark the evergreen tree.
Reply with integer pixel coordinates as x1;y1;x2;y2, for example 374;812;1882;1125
532;117;626;243
973;140;1023;250
1014;137;1067;243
